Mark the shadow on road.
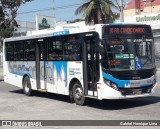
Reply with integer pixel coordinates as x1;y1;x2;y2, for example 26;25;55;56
10;89;24;94
0;79;4;82
86;96;160;110
35;92;71;103
0;75;4;82
10;89;71;103
10;89;160;110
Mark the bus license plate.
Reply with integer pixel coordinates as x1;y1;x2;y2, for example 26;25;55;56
132;89;142;95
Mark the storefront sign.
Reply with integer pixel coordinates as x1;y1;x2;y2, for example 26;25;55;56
124;12;160;27
136;14;160;22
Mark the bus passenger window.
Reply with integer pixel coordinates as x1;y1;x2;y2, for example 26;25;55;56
47;40;63;61
64;41;82;61
24;40;35;61
48;52;58;60
14;42;24;61
5;42;14;61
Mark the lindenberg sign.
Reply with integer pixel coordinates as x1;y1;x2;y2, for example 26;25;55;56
38;18;50;30
136;14;160;22
36;15;56;30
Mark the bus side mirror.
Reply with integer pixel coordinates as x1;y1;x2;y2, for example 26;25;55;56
99;55;103;63
99;55;101;60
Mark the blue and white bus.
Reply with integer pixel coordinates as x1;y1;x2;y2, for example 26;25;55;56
3;24;157;105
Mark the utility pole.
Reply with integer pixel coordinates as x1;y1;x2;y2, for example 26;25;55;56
52;0;55;17
120;0;124;22
115;0;124;22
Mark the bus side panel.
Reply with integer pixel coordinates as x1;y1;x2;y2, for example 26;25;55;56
45;61;83;95
67;61;84;94
45;61;66;94
4;62;22;87
4;61;37;90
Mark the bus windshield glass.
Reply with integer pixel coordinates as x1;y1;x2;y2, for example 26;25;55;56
102;25;155;71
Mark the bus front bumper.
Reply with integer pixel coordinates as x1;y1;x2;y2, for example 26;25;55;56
100;83;157;100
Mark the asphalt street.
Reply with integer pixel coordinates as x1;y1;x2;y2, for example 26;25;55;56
0;72;160;129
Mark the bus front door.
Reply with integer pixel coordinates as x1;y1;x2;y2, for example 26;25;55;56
36;39;47;91
83;33;100;97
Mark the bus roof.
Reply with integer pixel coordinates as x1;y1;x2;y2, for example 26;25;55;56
4;23;150;42
4;25;99;42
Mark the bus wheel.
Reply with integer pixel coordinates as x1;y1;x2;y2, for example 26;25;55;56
73;82;86;106
23;76;33;96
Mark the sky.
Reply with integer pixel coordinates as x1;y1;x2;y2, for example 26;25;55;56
16;0;83;22
16;0;131;22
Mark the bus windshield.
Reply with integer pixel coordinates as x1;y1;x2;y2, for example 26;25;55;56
103;35;155;71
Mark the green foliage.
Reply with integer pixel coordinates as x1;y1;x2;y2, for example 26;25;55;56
0;0;33;39
0;5;4;21
75;0;119;25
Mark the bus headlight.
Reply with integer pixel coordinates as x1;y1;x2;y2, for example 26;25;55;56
103;78;119;91
103;79;110;86
111;83;118;90
153;79;156;86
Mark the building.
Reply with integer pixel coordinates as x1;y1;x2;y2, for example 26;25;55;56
13;20;36;37
124;0;160;16
124;0;160;34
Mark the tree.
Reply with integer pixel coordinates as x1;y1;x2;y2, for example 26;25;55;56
75;0;119;25
0;2;4;21
0;0;33;39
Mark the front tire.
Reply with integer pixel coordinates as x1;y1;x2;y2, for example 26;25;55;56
23;76;33;96
73;82;86;106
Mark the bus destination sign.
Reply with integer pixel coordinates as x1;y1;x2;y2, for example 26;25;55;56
103;25;152;35
109;27;145;34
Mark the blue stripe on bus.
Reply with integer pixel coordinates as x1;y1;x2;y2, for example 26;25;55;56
10;72;32;78
109;23;123;26
102;71;130;88
52;30;69;36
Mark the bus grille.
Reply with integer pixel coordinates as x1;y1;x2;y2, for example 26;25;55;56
119;86;153;96
115;72;153;80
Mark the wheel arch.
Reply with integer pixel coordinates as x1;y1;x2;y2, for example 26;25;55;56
69;78;81;93
22;74;30;86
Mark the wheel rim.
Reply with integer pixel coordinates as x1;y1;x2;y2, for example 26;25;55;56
75;87;83;100
24;81;29;93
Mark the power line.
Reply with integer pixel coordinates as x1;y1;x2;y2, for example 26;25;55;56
17;3;82;15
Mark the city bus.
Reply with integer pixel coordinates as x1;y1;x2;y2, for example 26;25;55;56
3;24;157;105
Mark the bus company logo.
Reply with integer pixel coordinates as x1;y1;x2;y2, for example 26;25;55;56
2;121;11;126
39;18;50;30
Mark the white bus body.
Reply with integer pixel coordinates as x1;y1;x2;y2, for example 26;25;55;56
3;24;157;105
